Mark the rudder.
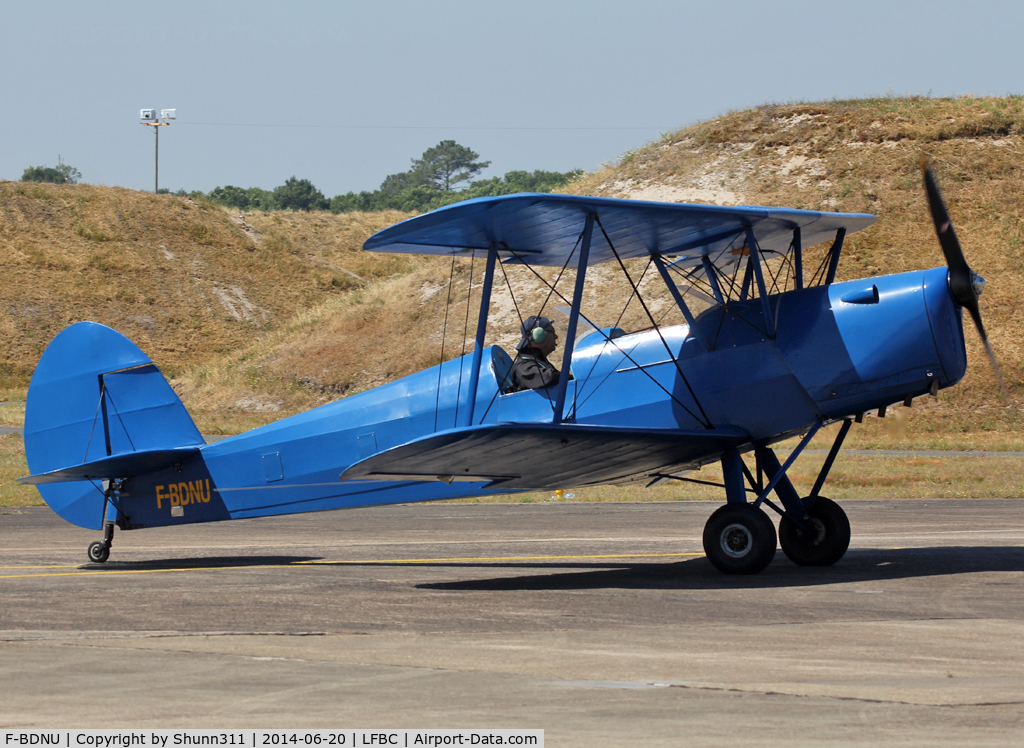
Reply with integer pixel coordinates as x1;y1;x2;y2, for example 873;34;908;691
24;322;204;529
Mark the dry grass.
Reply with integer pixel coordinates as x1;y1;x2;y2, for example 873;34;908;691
0;183;410;386
0;403;25;427
175;259;459;422
0;434;40;507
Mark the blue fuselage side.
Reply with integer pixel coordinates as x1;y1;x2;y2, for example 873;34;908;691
116;266;964;530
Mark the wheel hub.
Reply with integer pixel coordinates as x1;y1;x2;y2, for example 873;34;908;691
799;517;826;546
720;523;753;558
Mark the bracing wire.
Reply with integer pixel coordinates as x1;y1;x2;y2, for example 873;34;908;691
82;387;106;463
611;257;653;332
809;243;834;287
504;246;699;421
571;257;660;408
499;255;526;333
102;388;137;453
476;255;526;423
452;253;476;426
596;217;713;428
433;256;458;432
536;232;582;321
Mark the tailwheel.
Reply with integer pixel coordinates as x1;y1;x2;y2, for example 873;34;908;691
778;496;850;567
86;520;115;564
87;541;110;564
703;503;777;575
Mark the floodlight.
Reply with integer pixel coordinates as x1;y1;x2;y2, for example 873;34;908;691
139;107;175;192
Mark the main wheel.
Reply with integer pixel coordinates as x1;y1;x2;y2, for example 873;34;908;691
778;496;850;567
702;503;777;575
87;541;110;564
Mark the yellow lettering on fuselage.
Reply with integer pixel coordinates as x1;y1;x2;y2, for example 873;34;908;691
155;480;211;511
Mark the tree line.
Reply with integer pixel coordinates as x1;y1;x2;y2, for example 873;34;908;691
20;157;81;184
19;141;582;214
205;140;581;214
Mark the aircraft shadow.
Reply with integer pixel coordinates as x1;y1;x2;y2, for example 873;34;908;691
83;555;320;571
412;546;1024;591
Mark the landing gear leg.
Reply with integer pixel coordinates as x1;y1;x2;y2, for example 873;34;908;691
776;420;853;566
87;522;113;564
86;480;123;564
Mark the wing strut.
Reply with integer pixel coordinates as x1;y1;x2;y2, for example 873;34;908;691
552;214;594;423
462;245;498;427
701;256;726;304
745;227;775;337
652;255;710;352
793;226;803;290
824;228;846;285
433;255;459;432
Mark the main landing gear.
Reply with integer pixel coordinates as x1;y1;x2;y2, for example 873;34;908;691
701;495;851;574
695;419;854;575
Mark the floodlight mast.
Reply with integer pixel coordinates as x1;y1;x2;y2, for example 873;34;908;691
139;109;175;193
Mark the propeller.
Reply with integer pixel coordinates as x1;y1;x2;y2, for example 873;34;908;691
920;154;1008;400
554;305;600;334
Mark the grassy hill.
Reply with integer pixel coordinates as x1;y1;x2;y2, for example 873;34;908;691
2;96;1022;448
0;182;412;395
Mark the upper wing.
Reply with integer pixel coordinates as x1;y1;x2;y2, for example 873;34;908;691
339;423;750;491
363;193;875;267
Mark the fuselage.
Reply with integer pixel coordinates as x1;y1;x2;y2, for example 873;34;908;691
113;265;965;531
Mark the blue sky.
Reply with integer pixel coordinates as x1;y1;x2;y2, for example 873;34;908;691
3;0;1021;196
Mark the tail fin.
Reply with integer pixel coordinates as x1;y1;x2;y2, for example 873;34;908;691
23;322;204;529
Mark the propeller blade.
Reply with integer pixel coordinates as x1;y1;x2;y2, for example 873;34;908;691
553;306;600;334
966;302;1010;400
920;154;1009;401
920;155;974;308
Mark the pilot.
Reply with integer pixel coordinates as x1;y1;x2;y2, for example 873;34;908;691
510;315;567;393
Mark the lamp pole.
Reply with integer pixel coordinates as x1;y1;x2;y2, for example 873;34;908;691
140;109;175;193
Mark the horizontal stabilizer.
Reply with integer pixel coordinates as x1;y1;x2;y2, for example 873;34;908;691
18;446;201;485
339;423;749;491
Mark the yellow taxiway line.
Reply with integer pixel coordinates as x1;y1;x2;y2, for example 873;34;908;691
0;552;704;580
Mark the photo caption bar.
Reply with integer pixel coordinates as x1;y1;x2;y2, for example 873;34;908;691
1;731;543;748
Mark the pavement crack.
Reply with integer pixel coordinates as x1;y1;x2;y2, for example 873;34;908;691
665;682;1024;709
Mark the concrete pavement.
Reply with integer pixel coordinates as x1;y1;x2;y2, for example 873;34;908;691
2;499;1022;745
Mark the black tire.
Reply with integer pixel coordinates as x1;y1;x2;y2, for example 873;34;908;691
87;541;110;564
702;503;777;575
778;496;850;567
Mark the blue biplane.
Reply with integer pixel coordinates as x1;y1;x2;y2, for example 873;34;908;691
19;159;998;574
